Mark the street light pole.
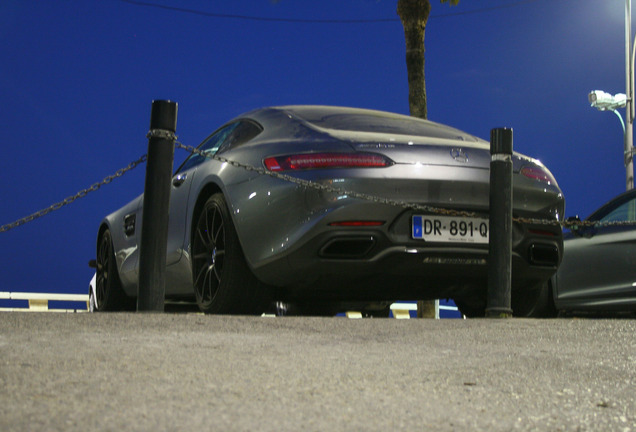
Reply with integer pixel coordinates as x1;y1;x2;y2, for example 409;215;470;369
589;1;634;190
625;0;634;189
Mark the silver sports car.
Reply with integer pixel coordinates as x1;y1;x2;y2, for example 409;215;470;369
95;105;564;317
552;188;636;314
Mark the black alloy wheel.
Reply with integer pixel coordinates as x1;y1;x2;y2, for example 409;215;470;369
192;193;259;314
95;229;127;311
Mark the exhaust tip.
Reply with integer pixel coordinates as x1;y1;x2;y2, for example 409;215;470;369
528;243;559;267
320;237;376;259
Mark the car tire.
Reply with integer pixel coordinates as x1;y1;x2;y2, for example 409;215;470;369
456;282;558;318
95;229;129;311
512;281;557;318
273;301;391;317
360;302;392;318
454;297;486;318
273;301;340;316
192;193;260;314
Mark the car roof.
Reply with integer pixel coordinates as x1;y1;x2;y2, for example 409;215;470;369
587;187;636;221
240;105;481;143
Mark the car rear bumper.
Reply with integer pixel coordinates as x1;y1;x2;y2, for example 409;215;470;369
252;219;563;302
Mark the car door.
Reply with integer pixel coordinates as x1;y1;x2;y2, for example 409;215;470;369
555;193;636;308
165;122;242;267
114;196;144;290
165;168;196;266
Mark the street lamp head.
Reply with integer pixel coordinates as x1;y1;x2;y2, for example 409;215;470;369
589;90;627;111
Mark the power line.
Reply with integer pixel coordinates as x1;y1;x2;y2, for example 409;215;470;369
117;0;544;24
432;0;542;18
117;0;396;23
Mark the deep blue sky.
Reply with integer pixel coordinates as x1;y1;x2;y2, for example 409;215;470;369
0;0;630;295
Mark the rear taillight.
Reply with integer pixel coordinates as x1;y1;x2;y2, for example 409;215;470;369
528;229;557;237
520;166;557;185
264;152;392;171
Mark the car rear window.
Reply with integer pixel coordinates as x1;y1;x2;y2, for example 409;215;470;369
287;106;477;141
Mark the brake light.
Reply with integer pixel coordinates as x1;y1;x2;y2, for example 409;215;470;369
520;166;557;185
264;152;392;171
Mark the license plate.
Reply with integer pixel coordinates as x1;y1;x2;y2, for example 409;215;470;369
412;215;489;244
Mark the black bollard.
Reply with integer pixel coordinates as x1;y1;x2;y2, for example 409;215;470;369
137;100;178;312
486;128;513;318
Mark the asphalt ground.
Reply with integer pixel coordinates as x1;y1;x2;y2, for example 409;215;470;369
0;313;634;431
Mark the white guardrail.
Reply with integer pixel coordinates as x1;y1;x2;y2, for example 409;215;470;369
388;301;462;320
1;273;460;318
0;295;459;318
0;291;90;313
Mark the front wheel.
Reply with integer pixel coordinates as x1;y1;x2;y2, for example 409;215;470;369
94;229;129;311
192;193;260;314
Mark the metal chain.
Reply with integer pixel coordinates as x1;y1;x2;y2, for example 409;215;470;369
4;139;634;234
175;142;477;218
562;219;636;229
175;142;636;230
147;129;178;141
0;154;147;233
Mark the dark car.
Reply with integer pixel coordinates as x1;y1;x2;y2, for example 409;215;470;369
94;105;564;316
552;188;636;314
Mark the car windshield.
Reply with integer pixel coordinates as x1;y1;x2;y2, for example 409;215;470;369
287;107;477;141
597;198;636;223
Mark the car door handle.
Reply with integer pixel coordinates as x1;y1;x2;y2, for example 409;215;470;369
172;173;187;187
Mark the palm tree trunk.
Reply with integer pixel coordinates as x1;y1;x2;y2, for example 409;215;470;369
398;0;435;318
397;0;431;120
